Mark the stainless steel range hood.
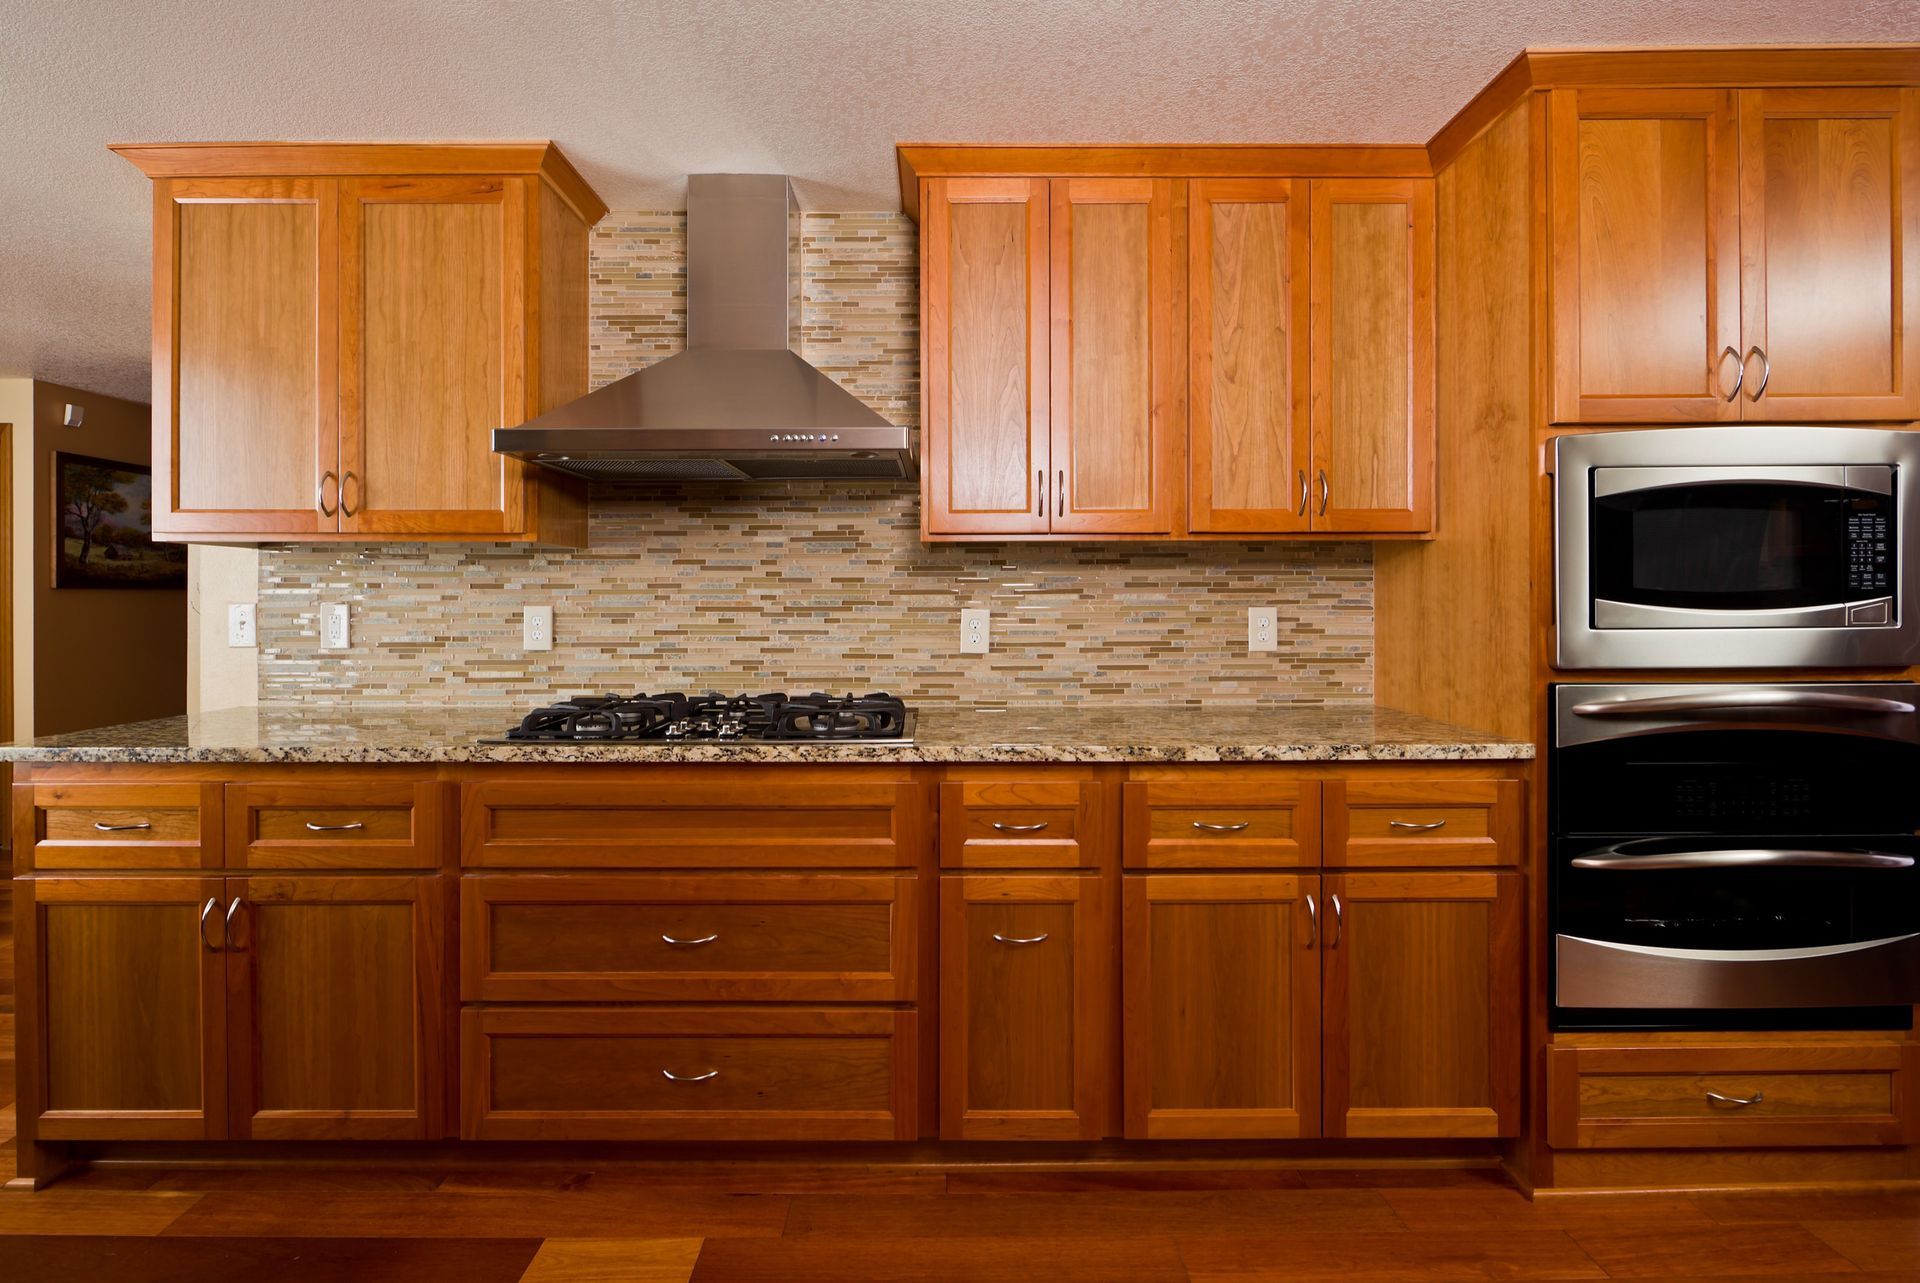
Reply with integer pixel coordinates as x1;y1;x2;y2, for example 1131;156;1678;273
493;174;914;481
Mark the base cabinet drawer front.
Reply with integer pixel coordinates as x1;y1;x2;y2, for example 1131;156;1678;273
1548;1042;1920;1149
463;775;924;868
19;782;220;871
1123;779;1320;869
940;778;1101;869
1323;779;1521;868
225;780;447;869
462;873;917;1002
461;1007;917;1141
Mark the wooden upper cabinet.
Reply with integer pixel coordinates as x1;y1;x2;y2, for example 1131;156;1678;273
1309;179;1435;532
921;177;1050;535
1050;179;1182;534
117;142;605;544
1188;180;1311;532
1738;88;1920;421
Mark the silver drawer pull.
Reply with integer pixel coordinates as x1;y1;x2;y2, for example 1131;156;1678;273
991;821;1050;833
1192;820;1251;832
93;820;152;832
661;933;720;947
992;932;1050;946
1706;1089;1764;1108
662;1068;719;1083
305;820;366;832
1388;819;1447;832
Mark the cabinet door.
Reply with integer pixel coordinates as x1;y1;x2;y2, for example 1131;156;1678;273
1548;89;1742;423
1188;180;1311;533
338;176;528;536
22;877;227;1140
939;873;1111;1139
225;875;444;1139
1308;179;1434;532
1738;87;1920;421
922;177;1050;535
1322;872;1521;1139
1123;874;1319;1139
1050;178;1181;535
155;177;338;536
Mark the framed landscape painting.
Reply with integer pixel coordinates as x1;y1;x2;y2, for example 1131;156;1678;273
53;452;187;589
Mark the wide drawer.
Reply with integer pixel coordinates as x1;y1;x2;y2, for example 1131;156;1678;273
18;782;220;870
1548;1040;1920;1149
462;873;917;1002
1323;779;1520;867
1123;778;1318;868
226;780;446;869
463;775;923;868
461;1007;916;1141
940;777;1103;869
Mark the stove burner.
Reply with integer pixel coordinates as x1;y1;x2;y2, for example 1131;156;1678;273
498;692;913;743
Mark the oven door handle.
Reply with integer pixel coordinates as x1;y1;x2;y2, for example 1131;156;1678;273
1572;847;1916;870
1570;690;1916;718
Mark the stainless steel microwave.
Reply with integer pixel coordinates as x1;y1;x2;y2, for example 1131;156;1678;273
1554;427;1920;669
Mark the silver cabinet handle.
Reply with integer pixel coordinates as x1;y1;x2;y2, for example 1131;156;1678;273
1297;469;1309;516
1037;469;1045;517
1305;894;1318;948
1192;820;1250;832
1717;344;1743;401
991;821;1050;833
1744;346;1770;400
1317;469;1329;516
304;820;366;832
1573;846;1914;870
661;932;719;947
992;932;1049;946
317;470;338;517
1706;1089;1764;1108
1388;819;1447;832
1057;469;1065;517
93;820;151;832
1571;690;1916;718
662;1068;719;1083
340;470;361;517
200;897;222;951
1329;893;1343;948
225;896;245;950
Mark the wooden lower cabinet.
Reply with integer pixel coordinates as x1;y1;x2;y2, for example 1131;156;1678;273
940;872;1113;1139
1122;874;1320;1138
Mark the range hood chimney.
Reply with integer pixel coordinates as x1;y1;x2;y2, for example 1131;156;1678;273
493;174;915;481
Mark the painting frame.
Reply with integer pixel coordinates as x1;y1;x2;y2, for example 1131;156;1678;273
52;450;187;590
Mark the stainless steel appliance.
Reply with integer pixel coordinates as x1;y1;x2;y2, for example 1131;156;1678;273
1553;427;1920;669
1551;681;1920;1031
482;692;914;744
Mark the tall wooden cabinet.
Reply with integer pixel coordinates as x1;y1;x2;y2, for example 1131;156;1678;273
116;143;605;544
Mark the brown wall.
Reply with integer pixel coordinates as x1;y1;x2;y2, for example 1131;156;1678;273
31;380;186;735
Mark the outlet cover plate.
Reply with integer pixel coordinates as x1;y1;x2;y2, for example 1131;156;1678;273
1249;606;1278;652
960;608;991;655
524;605;554;652
321;603;350;651
227;603;256;648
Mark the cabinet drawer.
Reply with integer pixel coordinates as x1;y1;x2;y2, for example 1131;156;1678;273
226;781;446;869
461;1007;916;1141
1123;779;1318;868
462;873;916;1002
1324;779;1520;867
19;782;219;870
463;775;923;868
941;778;1102;869
1548;1041;1920;1149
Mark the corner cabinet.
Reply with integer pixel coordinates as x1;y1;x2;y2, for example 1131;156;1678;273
115;143;606;545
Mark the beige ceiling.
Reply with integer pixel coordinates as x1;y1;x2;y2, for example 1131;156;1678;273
2;0;1913;403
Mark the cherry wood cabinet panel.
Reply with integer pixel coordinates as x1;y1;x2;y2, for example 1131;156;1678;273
1122;873;1320;1139
1321;778;1522;868
939;777;1103;869
1308;178;1435;533
1548;88;1743;423
1049;178;1182;535
1548;1040;1920;1149
461;872;916;1003
16;781;221;872
25;876;228;1141
922;177;1051;535
225;874;444;1140
1322;871;1521;1140
223;779;448;870
461;1006;917;1141
153;177;339;536
1188;179;1312;533
939;872;1113;1140
1737;87;1920;421
1122;777;1321;869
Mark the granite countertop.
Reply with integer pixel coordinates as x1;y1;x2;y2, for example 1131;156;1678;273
0;703;1533;764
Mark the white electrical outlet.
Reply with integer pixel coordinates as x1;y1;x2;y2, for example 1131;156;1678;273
1248;606;1278;653
321;603;351;651
960;608;991;655
524;605;554;652
227;603;256;648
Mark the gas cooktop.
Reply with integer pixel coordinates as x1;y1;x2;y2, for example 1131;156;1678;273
482;692;914;744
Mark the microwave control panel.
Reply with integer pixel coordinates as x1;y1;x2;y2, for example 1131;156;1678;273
1846;507;1893;599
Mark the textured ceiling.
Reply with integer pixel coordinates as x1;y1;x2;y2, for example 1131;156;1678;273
2;0;1914;402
